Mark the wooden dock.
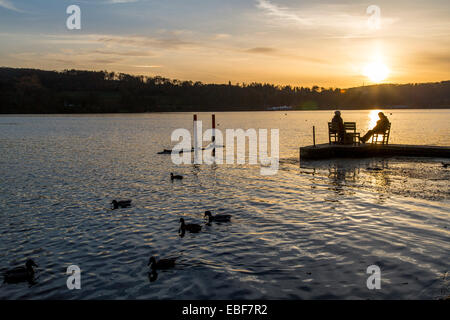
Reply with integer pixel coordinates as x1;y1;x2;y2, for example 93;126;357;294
300;143;450;160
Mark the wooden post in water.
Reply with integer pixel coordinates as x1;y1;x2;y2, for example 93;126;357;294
193;114;198;151
212;114;216;157
313;126;316;147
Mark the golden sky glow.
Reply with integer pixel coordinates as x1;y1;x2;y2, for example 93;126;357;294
0;0;449;88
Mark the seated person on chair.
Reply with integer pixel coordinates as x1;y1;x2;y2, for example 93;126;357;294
360;112;390;143
331;111;345;143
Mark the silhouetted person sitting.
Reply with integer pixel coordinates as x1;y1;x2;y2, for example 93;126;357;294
330;111;345;143
360;112;390;143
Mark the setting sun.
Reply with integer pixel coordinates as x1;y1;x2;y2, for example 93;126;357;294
363;61;390;83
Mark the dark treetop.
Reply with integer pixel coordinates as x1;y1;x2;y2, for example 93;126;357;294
0;67;449;113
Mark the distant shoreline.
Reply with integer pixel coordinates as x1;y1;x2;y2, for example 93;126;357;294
1;67;449;114
1;106;450;115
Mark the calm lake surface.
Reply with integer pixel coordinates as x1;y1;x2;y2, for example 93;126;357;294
0;109;449;299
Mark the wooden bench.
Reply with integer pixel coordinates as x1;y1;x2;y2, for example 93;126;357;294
328;122;339;144
371;122;391;145
328;122;360;145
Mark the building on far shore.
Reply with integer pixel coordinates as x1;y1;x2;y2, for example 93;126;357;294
266;106;293;111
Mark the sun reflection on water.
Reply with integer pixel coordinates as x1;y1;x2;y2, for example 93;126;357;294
368;110;382;129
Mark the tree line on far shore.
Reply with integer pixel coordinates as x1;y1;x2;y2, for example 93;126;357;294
0;67;449;113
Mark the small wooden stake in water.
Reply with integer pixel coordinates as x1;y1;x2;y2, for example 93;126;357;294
193;114;198;151
193;114;201;164
212;114;216;157
313;126;316;147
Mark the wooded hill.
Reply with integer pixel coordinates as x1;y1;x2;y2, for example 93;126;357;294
0;67;449;113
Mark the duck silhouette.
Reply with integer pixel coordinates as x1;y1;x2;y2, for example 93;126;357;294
171;173;183;180
204;210;232;223
111;200;132;209
3;259;37;284
148;256;176;270
179;218;202;234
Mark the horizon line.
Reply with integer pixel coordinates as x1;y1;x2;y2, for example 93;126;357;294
1;66;449;90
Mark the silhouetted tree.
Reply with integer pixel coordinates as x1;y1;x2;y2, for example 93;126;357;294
0;67;448;113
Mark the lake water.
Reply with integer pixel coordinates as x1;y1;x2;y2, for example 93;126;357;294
0;110;449;299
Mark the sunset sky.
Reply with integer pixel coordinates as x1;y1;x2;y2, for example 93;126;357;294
0;0;449;88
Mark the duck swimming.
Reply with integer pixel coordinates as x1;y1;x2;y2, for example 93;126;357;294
111;200;132;209
3;259;37;284
171;173;183;180
148;256;176;270
179;218;202;233
204;210;232;223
